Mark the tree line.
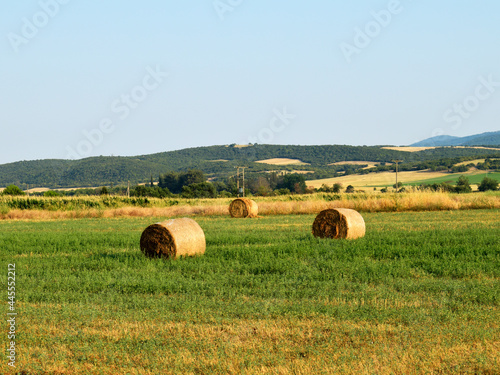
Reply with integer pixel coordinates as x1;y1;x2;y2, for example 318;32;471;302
3;170;499;198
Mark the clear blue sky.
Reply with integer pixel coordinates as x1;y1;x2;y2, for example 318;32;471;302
1;0;499;164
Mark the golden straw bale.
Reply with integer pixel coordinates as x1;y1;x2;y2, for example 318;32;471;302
228;198;258;218
140;218;206;258
312;208;365;240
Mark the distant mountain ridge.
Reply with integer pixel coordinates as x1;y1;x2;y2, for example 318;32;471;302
411;131;500;147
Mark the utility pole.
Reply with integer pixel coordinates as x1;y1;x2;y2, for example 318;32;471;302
127;181;130;198
242;167;245;197
235;167;247;197
392;160;403;192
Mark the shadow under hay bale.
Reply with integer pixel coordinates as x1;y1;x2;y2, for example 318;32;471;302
140;218;206;258
312;208;365;240
229;198;258;218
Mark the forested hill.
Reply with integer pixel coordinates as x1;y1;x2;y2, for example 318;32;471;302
1;144;500;189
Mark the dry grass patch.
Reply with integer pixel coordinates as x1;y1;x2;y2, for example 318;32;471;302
256;158;309;165
1;192;500;221
381;146;436;152
454;158;499;167
15;306;500;375
328;161;390;169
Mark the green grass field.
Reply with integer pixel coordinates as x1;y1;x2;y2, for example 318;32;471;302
407;172;500;187
1;211;499;374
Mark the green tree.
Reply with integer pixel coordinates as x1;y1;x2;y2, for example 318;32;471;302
478;177;499;192
181;182;216;198
159;172;180;193
268;172;279;190
455;175;471;193
3;185;25;196
451;165;468;173
277;174;306;194
132;185;171;198
160;169;205;194
249;177;271;196
179;169;205;187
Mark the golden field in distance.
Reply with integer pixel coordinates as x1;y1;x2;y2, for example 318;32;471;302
305;169;488;189
255;158;309;165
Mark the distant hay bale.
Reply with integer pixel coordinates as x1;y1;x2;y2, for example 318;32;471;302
140;218;206;258
229;198;258;218
312;208;365;240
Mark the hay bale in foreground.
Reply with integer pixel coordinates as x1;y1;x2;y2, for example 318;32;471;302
140;218;206;258
312;208;365;240
229;198;258;218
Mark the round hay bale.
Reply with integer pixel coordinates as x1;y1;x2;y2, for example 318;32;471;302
140;218;206;258
229;198;258;218
312;208;365;240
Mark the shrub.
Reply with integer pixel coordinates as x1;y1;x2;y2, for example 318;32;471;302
317;183;342;193
273;188;291;196
478;177;499;192
44;190;61;197
3;185;25;196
